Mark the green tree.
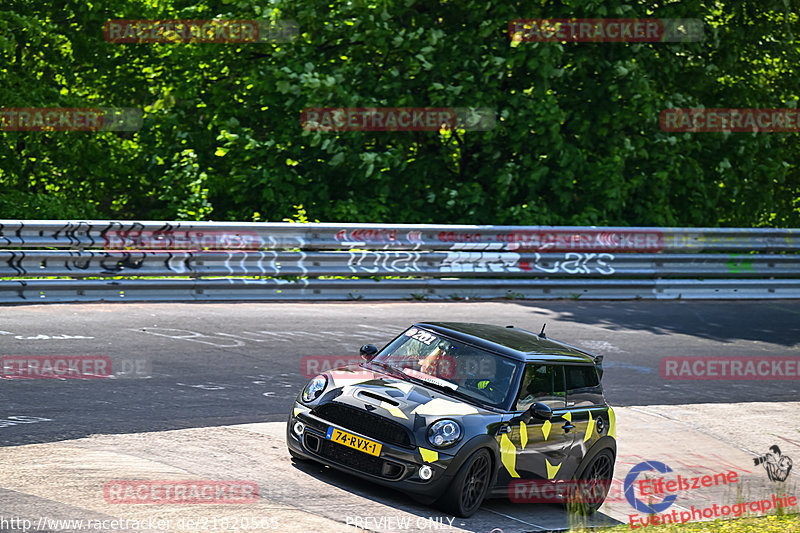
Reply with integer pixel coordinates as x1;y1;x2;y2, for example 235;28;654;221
0;0;797;226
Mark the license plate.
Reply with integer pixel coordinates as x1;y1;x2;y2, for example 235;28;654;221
326;427;382;457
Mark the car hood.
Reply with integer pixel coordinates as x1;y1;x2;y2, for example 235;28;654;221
319;364;493;420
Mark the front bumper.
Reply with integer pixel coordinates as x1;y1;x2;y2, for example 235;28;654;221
287;403;458;499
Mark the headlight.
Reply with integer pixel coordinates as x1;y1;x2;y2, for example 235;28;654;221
427;419;461;448
301;375;328;403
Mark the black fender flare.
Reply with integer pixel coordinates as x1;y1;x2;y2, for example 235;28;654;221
445;434;501;485
574;436;617;479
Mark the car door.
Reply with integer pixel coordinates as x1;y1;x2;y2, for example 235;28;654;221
495;363;575;484
559;364;607;477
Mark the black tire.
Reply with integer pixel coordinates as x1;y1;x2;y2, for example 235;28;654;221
567;449;614;515
438;448;492;517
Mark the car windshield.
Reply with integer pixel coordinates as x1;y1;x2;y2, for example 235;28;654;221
371;327;521;409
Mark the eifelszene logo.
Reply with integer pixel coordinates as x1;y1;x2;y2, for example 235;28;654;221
624;461;677;514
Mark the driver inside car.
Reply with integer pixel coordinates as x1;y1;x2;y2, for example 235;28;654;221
418;346;451;377
472;356;515;404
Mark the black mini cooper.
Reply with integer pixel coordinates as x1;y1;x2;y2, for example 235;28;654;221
286;322;616;517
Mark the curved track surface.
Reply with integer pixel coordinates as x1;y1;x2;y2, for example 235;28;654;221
1;301;799;532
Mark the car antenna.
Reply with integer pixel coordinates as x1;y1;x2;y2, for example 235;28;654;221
539;323;547;339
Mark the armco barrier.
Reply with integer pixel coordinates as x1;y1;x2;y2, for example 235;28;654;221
0;220;797;302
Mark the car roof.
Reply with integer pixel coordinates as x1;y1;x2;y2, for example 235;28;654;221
414;322;598;364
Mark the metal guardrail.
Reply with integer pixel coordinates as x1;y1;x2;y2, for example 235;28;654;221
0;220;797;302
2;220;799;251
0;251;797;278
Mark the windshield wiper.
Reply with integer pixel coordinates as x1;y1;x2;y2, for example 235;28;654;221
400;372;482;403
401;369;458;390
421;379;463;396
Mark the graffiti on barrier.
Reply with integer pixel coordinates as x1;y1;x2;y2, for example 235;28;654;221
347;251;422;273
440;251;615;275
440;252;522;273
521;252;616;275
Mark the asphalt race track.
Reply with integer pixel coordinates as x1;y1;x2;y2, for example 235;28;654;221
1;301;799;533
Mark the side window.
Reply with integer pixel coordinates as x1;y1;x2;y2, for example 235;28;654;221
514;364;566;411
565;365;603;407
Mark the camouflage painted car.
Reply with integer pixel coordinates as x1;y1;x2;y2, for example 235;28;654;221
286;322;617;517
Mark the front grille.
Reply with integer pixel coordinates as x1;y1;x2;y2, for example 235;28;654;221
314;437;404;480
313;402;414;448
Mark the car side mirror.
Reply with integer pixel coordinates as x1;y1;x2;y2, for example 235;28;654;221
516;402;552;424
360;344;379;361
532;402;553;420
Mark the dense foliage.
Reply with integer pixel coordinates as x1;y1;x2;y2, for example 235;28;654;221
1;0;798;226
